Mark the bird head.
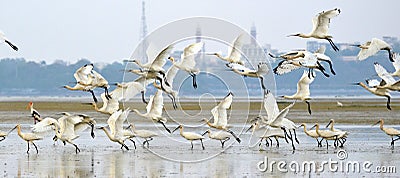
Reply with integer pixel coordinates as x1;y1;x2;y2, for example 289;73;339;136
325;119;334;128
310;123;318;130
26;102;33;110
287;33;301;37
168;56;175;62
171;125;182;134
372;119;383;127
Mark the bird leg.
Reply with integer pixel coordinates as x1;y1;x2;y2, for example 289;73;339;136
104;87;112;100
141;91;148;104
129;139;136;149
227;129;241;143
191;141;194;150
275;137;280;148
326;38;339;51
88;90;98;103
293;129;299;144
5;40;18;51
316;62;330;78
26;142;30;154
158;120;171;133
142;139;148;147
32;142;39;154
167;94;177;110
121;143;129;150
156;76;167;91
0;136;5;142
305;101;312;115
325;140;329;150
385;96;391;110
288;130;296;151
221;137;230;148
326;60;336;75
387;49;394;62
191;73;197;89
316;138;322;147
73;143;80;154
281;127;290;143
200;139;205;150
259;77;266;90
90;124;95;139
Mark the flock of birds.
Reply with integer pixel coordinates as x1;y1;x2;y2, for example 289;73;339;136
1;7;400;154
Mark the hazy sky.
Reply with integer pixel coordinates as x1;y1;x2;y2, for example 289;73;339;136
0;0;398;63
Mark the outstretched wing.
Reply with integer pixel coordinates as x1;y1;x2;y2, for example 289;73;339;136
374;62;396;85
263;90;280;121
357;38;390;60
150;44;174;70
228;33;245;63
294;70;315;98
311;8;340;35
269;102;295;127
180;42;203;69
107;110;122;136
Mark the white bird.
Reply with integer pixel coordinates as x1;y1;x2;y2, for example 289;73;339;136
125;69;168;94
299;123;323;147
313;45;336;75
0;127;17;142
288;8;341;51
202;129;231;148
63;64;98;103
372;62;400;92
125;44;174;80
226;62;270;89
14;124;43;154
282;70;315;114
169;42;203;89
247;123;288;149
202;92;241;143
254;90;298;150
88;93;120;115
153;65;179;109
271;50;330;77
208;34;245;65
311;123;341;150
133;90;171;133
336;101;343;107
0;30;18;51
354;80;391;110
127;123;158;148
98;109;134;150
27;101;41;124
326;119;348;147
110;81;147;102
390;53;400;77
172;125;205;150
353;38;394;62
373;119;400;149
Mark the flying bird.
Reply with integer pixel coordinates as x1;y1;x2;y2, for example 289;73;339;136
282;70;315;114
207;34;245;65
354;80;391;110
288;8;341;51
226;62;270;90
353;38;394;62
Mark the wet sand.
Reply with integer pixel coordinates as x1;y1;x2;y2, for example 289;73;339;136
0;99;400;177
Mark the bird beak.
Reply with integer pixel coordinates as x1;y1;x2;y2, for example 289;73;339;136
8;126;17;134
201;131;208;136
310;124;317;129
125;124;132;130
123;59;135;63
325;120;332;128
350;82;360;85
372;120;381;126
287;34;298;37
171;126;180;134
205;53;216;55
246;125;254;133
96;126;104;130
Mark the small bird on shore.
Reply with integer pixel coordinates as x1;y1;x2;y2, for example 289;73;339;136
172;124;205;150
373;119;400;149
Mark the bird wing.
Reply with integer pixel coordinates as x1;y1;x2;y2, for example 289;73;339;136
100;93;119;114
60;115;78;137
257;63;270;75
392;53;400;74
110;82;143;101
263;91;280;121
365;79;382;87
91;70;108;86
314;45;326;54
107;110;122;136
228;33;245;63
374;62;396;85
165;65;179;85
298;52;318;67
180;42;203;69
269;102;295;127
311;8;340;35
150;44;174;70
114;109;130;137
216;107;228;127
74;65;93;83
219;92;233;109
149;90;164;116
357;38;390;60
279;51;305;60
273;60;301;75
32;117;59;134
294;70;315;97
315;53;331;62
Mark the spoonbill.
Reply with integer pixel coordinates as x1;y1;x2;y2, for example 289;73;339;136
14;124;43;154
353;38;394;62
172;125;205;150
169;42;203;89
64;63;98;103
27;102;41;124
127;123;158;148
110;81;146;102
153;65;179;109
247;123;288;149
391;53;400;77
225;62;269;90
288;8;341;51
132;90;171;133
0;30;18;51
207;34;245;65
282;70;315;114
299;123;323;147
373;119;400;149
124;44;174;82
372;62;400;92
0;127;17;142
353;81;391;110
202;129;231;148
87;93;120;115
311;123;340;150
271;50;330;77
326;119;348;147
98;109;134;150
202;92;241;143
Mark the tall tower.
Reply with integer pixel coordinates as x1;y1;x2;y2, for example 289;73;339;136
140;1;148;40
195;25;205;59
250;23;257;45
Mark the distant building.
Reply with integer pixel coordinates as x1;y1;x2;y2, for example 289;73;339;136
241;24;269;66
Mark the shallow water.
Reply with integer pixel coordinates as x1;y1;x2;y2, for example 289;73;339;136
0;123;400;177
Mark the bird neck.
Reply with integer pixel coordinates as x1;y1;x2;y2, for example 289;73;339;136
214;53;226;60
301;124;308;134
380;120;384;130
101;128;113;140
358;82;373;92
314;124;320;134
133;109;146;117
63;85;76;90
179;127;184;136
